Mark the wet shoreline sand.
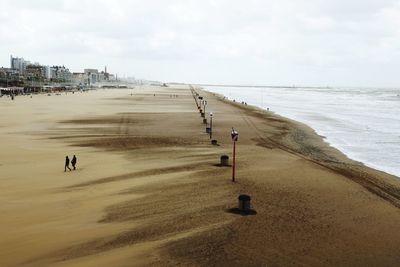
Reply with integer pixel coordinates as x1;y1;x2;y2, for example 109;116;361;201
1;86;400;266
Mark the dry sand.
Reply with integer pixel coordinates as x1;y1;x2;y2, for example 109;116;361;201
0;86;400;267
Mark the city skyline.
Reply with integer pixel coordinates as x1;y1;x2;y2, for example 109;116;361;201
1;0;400;87
1;54;118;88
7;54;114;79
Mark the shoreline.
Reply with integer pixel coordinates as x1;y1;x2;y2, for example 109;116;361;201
203;85;400;178
1;86;400;266
202;88;400;206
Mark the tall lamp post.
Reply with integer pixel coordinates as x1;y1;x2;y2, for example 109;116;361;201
209;112;213;139
210;112;213;139
231;128;239;182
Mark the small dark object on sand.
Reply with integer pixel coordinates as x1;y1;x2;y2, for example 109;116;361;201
227;194;257;216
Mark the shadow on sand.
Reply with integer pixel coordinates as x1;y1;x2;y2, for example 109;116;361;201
226;208;257;216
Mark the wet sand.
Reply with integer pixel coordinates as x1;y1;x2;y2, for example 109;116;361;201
1;86;400;266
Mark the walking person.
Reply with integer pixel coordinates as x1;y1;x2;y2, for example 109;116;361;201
71;155;77;170
65;156;71;172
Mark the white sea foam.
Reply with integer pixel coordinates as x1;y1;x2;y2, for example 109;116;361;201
203;86;400;178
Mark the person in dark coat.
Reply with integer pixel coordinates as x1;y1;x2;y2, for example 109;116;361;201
65;156;71;172
71;155;77;170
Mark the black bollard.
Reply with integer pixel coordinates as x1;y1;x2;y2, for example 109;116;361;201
238;195;251;212
220;155;229;166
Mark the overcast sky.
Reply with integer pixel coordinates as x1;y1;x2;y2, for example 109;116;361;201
1;0;400;86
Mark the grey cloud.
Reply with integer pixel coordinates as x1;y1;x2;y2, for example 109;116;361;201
1;0;400;86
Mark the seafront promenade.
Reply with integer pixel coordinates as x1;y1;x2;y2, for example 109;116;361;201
1;85;400;266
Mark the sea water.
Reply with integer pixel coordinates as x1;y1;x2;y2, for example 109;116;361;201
203;86;400;178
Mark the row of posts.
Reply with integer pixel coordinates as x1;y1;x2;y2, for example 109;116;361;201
190;86;251;213
190;86;213;140
190;86;238;182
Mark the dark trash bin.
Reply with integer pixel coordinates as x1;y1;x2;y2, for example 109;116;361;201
220;155;229;166
238;194;251;212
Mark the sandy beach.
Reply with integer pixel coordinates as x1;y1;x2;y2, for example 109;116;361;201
1;85;400;267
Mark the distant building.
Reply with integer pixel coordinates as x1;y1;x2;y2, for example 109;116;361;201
98;67;109;82
0;67;18;76
50;66;72;82
43;66;51;79
0;67;20;87
72;72;86;85
8;54;119;86
84;69;99;85
26;65;46;80
101;66;110;81
10;55;30;74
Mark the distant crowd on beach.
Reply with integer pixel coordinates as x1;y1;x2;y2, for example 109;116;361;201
0;88;91;101
222;96;270;111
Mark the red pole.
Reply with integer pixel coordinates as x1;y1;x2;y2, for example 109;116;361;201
232;140;236;182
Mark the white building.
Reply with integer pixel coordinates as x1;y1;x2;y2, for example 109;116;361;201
84;69;99;85
43;66;51;79
10;55;30;74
